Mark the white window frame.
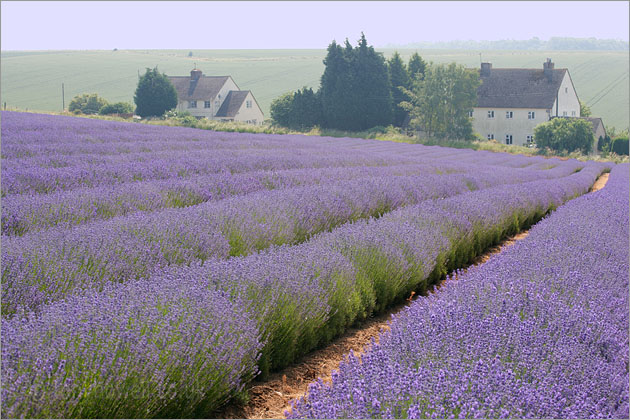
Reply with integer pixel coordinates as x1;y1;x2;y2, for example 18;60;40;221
204;101;211;108
571;111;576;116
506;111;513;119
246;100;253;109
487;110;495;119
487;134;494;140
528;111;536;120
505;134;513;145
563;111;568;116
526;135;534;144
188;100;197;109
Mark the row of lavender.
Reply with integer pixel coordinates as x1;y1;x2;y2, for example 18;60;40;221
3;111;571;197
3;160;585;237
288;163;629;419
1;169;536;316
1;163;608;418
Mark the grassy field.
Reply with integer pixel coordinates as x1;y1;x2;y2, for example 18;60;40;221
1;49;628;130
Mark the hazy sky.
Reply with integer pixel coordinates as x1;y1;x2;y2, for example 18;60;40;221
2;1;628;50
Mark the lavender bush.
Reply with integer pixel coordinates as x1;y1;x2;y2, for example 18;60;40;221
287;164;628;419
1;276;263;418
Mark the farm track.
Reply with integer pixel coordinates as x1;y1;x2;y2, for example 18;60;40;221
218;172;610;420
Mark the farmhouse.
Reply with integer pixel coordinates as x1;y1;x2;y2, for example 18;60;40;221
167;68;264;125
472;59;581;147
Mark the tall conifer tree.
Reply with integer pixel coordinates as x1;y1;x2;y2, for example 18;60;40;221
388;52;410;127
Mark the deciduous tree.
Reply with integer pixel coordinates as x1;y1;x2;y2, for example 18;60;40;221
401;62;479;140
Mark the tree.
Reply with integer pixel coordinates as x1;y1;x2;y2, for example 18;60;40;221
580;100;592;117
99;102;134;115
388;52;410;127
270;87;322;130
534;117;594;154
320;34;392;131
134;67;178;118
408;52;427;82
68;93;108;114
401;62;480;140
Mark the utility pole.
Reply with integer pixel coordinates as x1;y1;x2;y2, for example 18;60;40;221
62;83;65;111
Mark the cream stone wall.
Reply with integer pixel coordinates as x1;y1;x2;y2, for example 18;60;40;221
219;92;265;125
550;72;581;118
472;107;550;146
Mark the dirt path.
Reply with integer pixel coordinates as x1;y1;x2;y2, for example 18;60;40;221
219;172;610;420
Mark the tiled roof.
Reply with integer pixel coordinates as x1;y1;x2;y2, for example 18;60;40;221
477;68;567;109
167;75;229;101
215;91;250;118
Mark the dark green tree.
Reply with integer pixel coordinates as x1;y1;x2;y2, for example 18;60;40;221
68;93;108;114
408;52;427;82
270;87;322;130
388;52;410;127
534;117;594;154
401;62;480;140
134;67;178;118
320;34;392;131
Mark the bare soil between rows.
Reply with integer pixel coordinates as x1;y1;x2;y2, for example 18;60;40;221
218;172;610;420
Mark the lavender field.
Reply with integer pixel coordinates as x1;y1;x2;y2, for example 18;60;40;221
1;111;625;418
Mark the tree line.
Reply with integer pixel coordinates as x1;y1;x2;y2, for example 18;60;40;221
270;33;480;140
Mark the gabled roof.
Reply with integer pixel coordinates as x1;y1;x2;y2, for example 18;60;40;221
215;91;250;118
167;75;230;101
476;68;568;109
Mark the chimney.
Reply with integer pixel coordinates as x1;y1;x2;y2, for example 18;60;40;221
480;62;492;77
543;58;554;82
190;68;202;80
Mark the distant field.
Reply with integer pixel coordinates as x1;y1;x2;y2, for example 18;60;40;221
1;49;628;129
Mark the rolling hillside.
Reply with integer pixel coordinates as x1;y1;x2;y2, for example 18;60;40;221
1;49;628;130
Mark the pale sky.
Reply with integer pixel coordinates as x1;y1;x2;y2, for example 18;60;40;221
1;1;628;50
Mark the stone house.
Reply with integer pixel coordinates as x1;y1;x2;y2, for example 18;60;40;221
472;59;581;147
167;68;264;125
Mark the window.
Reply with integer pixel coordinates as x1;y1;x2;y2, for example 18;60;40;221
468;111;473;118
487;110;495;118
506;111;513;119
505;134;513;145
188;100;197;109
528;111;536;120
571;111;576;116
246;100;253;109
204;101;211;108
487;134;494;140
563;111;568;116
526;135;534;145
565;87;568;93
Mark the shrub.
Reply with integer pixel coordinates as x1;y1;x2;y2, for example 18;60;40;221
68;93;108;115
534;117;594;154
99;102;134;115
611;135;629;155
